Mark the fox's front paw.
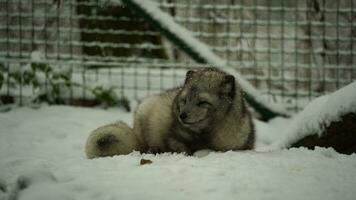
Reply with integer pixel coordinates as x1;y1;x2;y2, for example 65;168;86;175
148;146;163;154
167;138;192;155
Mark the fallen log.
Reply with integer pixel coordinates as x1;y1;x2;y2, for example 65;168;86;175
264;81;356;154
292;112;356;154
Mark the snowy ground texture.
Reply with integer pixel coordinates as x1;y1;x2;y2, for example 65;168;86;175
1;101;356;200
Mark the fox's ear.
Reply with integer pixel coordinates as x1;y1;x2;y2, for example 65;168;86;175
222;75;236;98
184;70;196;84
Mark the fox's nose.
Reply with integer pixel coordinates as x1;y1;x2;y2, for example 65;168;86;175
180;112;187;121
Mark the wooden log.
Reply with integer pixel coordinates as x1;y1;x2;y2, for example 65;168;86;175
292;112;356;154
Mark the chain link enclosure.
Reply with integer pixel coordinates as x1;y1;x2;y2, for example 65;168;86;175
0;0;355;112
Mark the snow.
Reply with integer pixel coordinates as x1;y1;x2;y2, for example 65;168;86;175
117;0;290;118
1;105;356;200
263;81;356;151
30;51;45;63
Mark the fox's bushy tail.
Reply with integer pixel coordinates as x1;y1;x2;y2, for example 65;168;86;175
85;121;140;159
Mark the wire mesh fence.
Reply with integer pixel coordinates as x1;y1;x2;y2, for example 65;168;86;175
0;0;355;112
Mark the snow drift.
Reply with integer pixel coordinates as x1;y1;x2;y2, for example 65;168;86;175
0;103;356;200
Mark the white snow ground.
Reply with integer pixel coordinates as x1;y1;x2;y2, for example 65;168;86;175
0;104;356;200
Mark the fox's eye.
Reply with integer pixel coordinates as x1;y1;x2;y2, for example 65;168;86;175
197;101;211;107
181;98;187;105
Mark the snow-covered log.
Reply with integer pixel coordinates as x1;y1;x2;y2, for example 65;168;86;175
117;0;290;121
292;113;356;154
267;81;356;154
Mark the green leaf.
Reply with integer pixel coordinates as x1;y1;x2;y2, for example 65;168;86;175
0;62;5;71
0;73;3;89
118;96;131;112
92;86;118;107
31;63;52;74
23;70;36;85
9;71;22;83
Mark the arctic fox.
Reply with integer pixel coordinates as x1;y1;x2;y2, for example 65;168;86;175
85;68;254;158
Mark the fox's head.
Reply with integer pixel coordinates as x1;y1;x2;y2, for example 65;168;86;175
174;68;237;132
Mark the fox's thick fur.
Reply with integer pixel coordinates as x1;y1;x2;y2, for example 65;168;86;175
85;68;254;158
85;121;140;159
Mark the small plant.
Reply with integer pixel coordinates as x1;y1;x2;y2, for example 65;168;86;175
92;86;119;108
0;63;15;106
0;63;4;89
31;62;72;104
0;56;130;111
91;86;131;111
